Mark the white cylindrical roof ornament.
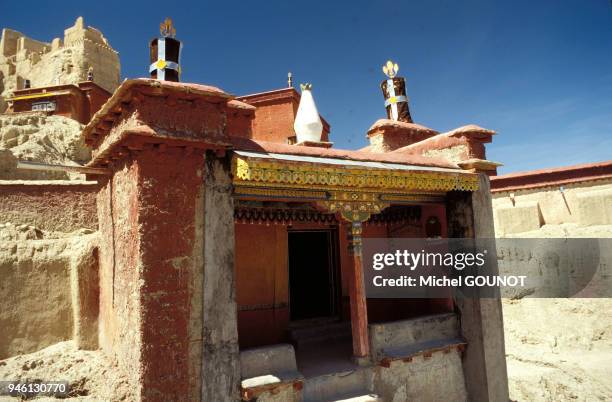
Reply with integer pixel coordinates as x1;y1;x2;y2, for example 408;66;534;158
294;83;323;143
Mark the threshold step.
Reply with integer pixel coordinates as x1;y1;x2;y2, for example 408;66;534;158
334;394;381;402
307;392;380;402
290;321;350;339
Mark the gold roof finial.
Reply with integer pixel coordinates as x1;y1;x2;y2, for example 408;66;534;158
382;60;399;79
160;17;176;38
288;72;293;88
300;83;312;91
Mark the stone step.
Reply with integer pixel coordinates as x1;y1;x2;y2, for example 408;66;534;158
302;367;375;402
305;390;381;402
289;320;351;347
332;394;381;402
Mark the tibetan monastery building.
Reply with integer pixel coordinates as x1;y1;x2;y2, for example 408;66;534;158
1;19;509;402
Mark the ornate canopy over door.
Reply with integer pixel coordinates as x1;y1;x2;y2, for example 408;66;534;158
231;150;479;223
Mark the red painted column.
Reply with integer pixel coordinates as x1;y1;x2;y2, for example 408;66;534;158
347;221;370;360
86;79;238;401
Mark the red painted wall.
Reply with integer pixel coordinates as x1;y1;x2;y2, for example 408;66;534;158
0;182;98;232
97;146;205;401
237;89;330;144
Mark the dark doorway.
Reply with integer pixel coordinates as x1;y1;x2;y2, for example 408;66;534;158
288;230;339;321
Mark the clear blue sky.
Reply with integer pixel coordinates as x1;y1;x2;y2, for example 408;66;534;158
3;0;611;173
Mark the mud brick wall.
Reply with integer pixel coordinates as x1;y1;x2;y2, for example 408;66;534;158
0;181;99;232
96;146;207;401
0;234;98;360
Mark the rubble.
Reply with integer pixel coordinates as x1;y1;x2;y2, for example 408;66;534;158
0;113;89;179
0;341;134;401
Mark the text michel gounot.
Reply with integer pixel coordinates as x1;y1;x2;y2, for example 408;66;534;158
370;249;527;288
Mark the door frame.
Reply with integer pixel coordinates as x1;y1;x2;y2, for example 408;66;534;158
286;227;342;323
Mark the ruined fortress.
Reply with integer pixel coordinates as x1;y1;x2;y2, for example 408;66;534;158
0;16;119;110
0;17;119;181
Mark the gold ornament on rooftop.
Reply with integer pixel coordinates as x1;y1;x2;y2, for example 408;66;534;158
382;60;399;78
160;17;176;38
300;83;312;91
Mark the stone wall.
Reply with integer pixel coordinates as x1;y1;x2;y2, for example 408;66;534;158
374;351;467;401
0;17;120;112
240;349;467;402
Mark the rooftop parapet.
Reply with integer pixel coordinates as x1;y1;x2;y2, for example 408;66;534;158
392;124;501;174
366;119;438;153
81;78;235;166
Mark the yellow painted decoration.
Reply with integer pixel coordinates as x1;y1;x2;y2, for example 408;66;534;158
8;91;70;101
383;60;400;79
234;186;327;200
156;59;167;69
232;155;479;222
233;156;479;193
160;17;176;38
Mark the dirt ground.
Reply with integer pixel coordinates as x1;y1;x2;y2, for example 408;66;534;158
503;298;612;402
0;341;133;401
2;303;609;402
501;223;612;402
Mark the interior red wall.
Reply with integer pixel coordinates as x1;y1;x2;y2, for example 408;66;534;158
234;203;451;348
235;223;289;349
